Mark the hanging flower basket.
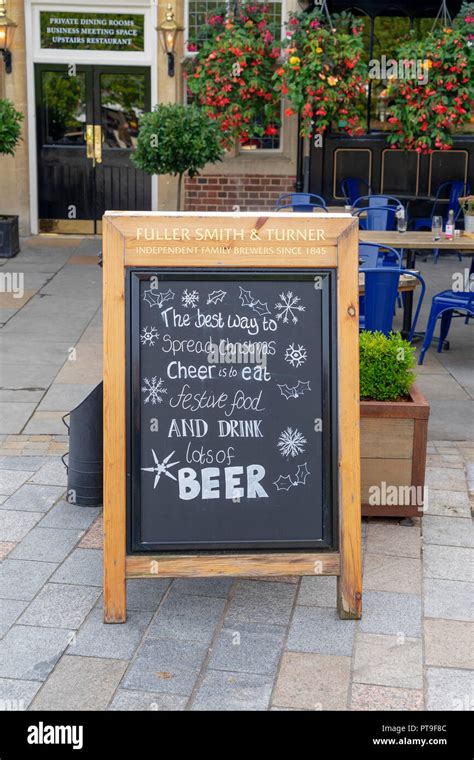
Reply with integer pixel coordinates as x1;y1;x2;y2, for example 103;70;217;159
185;3;282;150
274;9;368;139
386;2;473;153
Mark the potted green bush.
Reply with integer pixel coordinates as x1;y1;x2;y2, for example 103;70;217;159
0;98;23;258
359;332;430;518
132;103;224;210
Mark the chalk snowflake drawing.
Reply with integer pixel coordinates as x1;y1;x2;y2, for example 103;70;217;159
273;463;311;491
141;377;167;405
207;289;226;305
143;288;175;309
285;343;307;368
277;427;307;459
141;449;180;489
274;291;306;324
182;289;199;309
140;326;160;347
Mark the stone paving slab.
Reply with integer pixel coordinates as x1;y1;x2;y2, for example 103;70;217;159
350;684;423;711
0;678;42;711
147;592;226;644
0;470;34;496
50;548;102;587
296;576;337;608
353;634;423;690
225;580;296;626
424;620;474;670
108;689;187;711
423;545;473;582
0;559;57;601
359;591;422;638
39;501;100;530
30;656;128;711
0;598;28;637
286;606;356;656
0;625;72;681
9;526;83;563
191;669;273;711
363;554;422;595
208;623;286;676
0;510;43;542
1;484;65;513
19;584;100;629
68;609;153;660
426;667;474;711
422;515;473;547
424;578;473;622
122;638;209;697
273;652;351;710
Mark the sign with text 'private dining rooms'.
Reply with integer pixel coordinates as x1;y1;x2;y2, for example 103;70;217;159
103;212;362;622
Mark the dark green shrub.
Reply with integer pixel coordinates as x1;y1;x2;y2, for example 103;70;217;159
132;104;224;210
0;99;23;156
360;331;416;401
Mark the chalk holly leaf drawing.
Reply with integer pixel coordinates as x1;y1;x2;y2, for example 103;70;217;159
277;380;311;400
143;288;175;309
207;289;227;305
294;463;310;485
273;474;295;492
239;287;271;317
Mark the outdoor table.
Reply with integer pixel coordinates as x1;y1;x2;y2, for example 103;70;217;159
358;271;419;295
360;231;474;337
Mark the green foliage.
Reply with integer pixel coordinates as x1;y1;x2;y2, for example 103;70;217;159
360;331;416;402
0;99;24;156
132;104;223;209
132;103;223;178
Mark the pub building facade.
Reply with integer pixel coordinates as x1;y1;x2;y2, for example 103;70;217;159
0;0;472;236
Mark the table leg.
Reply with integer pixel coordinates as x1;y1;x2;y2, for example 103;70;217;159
401;249;416;338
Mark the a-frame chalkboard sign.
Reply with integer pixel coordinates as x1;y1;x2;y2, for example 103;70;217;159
103;212;361;622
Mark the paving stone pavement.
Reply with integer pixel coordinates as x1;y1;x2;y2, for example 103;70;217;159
0;239;472;711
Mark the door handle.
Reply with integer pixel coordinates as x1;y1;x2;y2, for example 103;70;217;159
86;125;95;160
94;125;102;164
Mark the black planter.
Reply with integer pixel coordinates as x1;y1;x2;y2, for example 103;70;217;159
63;383;103;507
0;215;20;258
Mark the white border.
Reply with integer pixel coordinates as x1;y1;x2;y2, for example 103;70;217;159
25;0;158;235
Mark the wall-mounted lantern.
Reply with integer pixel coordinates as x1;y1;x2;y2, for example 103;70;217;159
157;4;183;78
0;0;16;75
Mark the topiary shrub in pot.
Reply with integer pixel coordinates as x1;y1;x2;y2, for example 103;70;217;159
0;98;24;258
359;331;430;518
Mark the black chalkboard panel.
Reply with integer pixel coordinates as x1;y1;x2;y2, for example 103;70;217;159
127;269;338;552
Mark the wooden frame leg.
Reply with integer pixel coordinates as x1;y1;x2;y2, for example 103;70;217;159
337;566;362;620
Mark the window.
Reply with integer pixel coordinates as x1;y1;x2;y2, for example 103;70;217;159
185;0;283;151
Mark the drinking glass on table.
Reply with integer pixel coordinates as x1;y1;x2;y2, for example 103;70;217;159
432;216;443;241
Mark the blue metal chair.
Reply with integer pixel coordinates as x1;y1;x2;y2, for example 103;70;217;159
353;205;398;231
360;267;426;340
414;181;470;263
276;193;327;211
418;288;474;364
414;181;470;229
353;195;403;209
341;178;371;206
359;242;402;268
276;203;328;212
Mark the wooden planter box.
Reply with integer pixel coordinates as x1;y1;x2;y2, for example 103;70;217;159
360;385;429;518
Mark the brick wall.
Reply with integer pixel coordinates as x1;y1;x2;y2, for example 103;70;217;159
185;174;296;211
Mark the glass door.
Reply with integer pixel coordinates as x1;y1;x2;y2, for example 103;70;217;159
36;64;151;234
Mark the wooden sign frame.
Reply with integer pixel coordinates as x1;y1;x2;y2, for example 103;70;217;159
103;212;361;622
